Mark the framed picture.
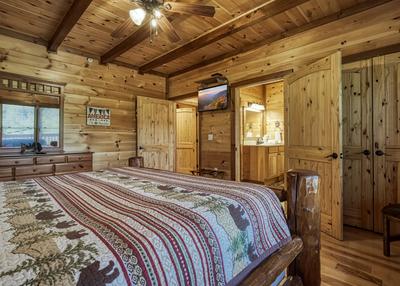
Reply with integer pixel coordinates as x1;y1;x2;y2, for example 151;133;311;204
87;106;111;126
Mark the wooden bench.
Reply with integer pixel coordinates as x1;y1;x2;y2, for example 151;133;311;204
383;204;400;257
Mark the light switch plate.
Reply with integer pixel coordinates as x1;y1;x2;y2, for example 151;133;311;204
208;133;214;141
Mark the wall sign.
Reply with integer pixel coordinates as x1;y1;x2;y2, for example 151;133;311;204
87;106;111;126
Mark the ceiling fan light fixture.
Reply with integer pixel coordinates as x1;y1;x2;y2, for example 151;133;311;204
153;9;162;19
129;8;146;26
150;18;158;28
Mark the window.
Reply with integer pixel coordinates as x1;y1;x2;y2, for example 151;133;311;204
38;108;60;147
0;104;61;149
1;104;35;147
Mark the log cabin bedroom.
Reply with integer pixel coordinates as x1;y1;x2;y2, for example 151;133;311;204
0;0;399;285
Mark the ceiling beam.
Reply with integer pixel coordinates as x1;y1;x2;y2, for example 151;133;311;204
138;0;309;73
0;27;48;46
101;16;175;65
101;23;150;64
48;0;94;52
342;43;400;64
169;0;394;78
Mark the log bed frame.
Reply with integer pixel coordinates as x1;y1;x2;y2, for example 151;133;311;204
130;158;321;286
242;169;321;286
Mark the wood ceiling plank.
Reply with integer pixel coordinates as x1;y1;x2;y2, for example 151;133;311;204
138;0;310;73
48;0;94;52
169;0;394;77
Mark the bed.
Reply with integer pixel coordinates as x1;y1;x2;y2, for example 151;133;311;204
0;167;320;286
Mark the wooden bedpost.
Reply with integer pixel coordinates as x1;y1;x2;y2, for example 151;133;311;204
287;169;321;286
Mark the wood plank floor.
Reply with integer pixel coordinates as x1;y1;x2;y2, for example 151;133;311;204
321;226;400;286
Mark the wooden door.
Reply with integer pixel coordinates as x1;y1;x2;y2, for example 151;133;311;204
373;52;400;233
176;106;197;174
137;96;176;171
285;52;343;240
342;60;374;230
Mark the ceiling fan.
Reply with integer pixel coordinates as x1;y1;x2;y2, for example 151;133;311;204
121;0;216;42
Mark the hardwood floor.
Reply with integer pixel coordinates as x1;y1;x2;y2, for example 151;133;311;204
321;226;400;286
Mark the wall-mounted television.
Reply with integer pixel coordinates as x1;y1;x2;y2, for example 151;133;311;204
198;84;229;112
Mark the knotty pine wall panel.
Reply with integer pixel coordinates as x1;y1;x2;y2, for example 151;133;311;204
0;35;166;170
200;109;234;180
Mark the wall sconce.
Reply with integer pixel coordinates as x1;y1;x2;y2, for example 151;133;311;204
246;103;265;112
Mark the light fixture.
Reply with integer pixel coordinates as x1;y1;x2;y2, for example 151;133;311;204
150;18;158;28
154;9;162;19
247;103;265;112
129;8;146;26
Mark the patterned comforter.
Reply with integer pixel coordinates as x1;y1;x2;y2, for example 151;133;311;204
0;167;291;286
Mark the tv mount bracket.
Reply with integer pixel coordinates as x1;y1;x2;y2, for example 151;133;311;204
195;73;229;89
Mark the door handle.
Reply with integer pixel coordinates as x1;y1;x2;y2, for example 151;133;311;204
138;146;144;151
325;152;339;159
375;150;391;157
360;150;371;156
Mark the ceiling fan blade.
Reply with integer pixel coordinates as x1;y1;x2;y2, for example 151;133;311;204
158;16;181;43
163;2;216;17
111;18;135;38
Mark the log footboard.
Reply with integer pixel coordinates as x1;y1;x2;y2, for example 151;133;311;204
243;169;321;286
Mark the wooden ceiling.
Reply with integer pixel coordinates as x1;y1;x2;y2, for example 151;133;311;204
0;0;394;77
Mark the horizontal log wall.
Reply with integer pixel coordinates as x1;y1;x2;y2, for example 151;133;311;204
0;35;166;170
168;1;400;97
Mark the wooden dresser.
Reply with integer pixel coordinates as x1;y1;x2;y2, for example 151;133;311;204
0;152;93;181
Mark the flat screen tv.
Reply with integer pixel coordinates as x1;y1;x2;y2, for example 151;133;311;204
198;84;229;112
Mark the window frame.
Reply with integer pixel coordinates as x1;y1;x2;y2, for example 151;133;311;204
0;72;65;154
0;101;63;152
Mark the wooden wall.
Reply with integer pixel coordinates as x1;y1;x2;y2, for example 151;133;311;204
240;85;264;106
265;81;284;141
200;106;234;180
168;1;400;98
0;35;166;170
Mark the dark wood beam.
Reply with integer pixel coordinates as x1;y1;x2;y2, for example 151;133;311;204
101;15;180;65
111;60;168;78
0;27;48;46
167;69;293;99
48;0;94;52
101;22;151;64
342;43;400;64
231;69;293;88
169;0;394;78
139;0;309;73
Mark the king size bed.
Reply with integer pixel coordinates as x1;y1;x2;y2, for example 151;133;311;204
0;167;320;286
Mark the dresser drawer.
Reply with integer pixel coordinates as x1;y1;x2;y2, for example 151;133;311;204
15;165;53;177
67;154;92;163
0;167;13;178
0;157;34;167
268;147;279;153
55;162;92;174
36;155;66;165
